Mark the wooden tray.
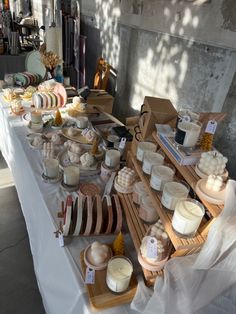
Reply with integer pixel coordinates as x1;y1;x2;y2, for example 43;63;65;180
80;250;137;311
61;128;91;144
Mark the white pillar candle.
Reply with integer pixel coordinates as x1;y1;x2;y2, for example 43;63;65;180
161;181;189;211
105;149;121;168
150;165;175;191
172;199;205;237
175;121;202;147
136;142;157;162
63;165;80;186
142;151;164;175
30;110;42;124
43;158;59;178
106;256;133;293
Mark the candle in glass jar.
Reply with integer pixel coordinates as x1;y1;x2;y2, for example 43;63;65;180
132;181;148;205
142;151;164;175
161;181;189;211
106;256;133;293
150;165;175;191
175;121;202;147
172;199;205;237
139;195;159;223
136;142;156;162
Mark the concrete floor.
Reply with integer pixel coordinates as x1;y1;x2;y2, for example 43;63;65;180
0;152;45;314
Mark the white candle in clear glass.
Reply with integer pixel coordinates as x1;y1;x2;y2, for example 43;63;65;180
172;199;205;237
43;158;59;178
161;181;189;211
106;256;133;293
139;195;159;223
105;149;121;168
142;151;164;175
63;165;80;186
150;165;175;191
136;142;156;162
176;121;202;147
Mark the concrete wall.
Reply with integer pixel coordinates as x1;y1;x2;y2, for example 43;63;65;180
80;0;236;178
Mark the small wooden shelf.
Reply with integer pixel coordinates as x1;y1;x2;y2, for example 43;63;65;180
153;132;223;218
130;155;206;252
118;193;163;286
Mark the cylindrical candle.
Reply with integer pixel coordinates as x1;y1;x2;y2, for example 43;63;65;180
139;195;159;223
63;165;80;186
161;181;189;211
136;142;156;162
43;158;59;178
175;120;202;147
132;181;148;205
106;256;133;293
142;151;164;175
105;149;121;168
30;110;42;124
150;164;175;191
172;198;205;237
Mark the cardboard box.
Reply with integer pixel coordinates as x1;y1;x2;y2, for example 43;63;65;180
139;96;177;140
87;90;113;113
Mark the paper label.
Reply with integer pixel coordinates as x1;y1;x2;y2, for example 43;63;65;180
119;137;126;149
85;267;95;284
146;237;158;259
205;120;217;134
58;232;64;247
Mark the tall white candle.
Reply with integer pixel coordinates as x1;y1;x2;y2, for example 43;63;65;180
105;149;121;168
142;151;164;175
150;165;175;191
63;165;80;186
172;199;205;236
106;256;133;293
161;181;189;211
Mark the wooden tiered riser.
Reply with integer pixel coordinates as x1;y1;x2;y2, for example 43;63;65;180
118;193;163;286
153;132;223;219
130;155;207;252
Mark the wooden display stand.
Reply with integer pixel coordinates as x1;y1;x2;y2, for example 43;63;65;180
80;250;137;311
122;130;224;286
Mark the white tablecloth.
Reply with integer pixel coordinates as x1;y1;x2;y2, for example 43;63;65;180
0;97;141;314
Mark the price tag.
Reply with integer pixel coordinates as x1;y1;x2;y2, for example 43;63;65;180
119;137;126;149
58;232;64;247
85;267;95;284
205;120;217;134
146;236;158;259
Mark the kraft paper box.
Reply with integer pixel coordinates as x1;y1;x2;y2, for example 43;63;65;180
139;96;178;140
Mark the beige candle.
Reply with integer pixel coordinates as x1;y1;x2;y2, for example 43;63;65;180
106;256;133;293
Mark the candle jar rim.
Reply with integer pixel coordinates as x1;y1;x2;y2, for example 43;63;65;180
152;163;176;176
137;141;156;150
175;198;205;217
107;255;133;278
163;180;190;193
178;119;202;129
